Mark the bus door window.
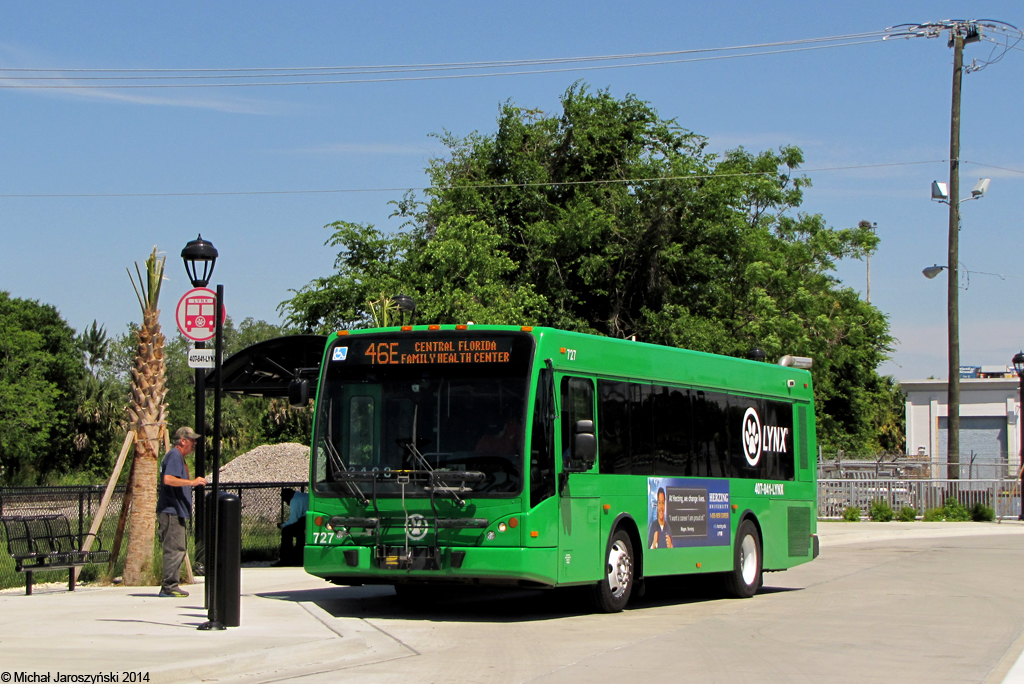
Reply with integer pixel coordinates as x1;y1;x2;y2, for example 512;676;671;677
348;396;376;467
530;367;556;508
560;377;595;470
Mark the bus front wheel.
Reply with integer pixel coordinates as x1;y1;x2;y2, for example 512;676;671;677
593;529;634;613
724;519;762;598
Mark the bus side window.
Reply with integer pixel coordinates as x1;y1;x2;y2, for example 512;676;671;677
560;377;595;469
598;380;630;474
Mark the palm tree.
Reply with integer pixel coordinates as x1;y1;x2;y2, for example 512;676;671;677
122;248;168;585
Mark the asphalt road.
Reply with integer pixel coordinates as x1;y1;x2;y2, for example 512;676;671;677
285;524;1024;684
2;522;1023;683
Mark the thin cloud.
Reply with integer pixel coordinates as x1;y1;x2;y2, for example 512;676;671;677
279;143;441;156
0;43;290;115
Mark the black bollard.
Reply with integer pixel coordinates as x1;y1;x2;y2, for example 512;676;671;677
215;492;242;627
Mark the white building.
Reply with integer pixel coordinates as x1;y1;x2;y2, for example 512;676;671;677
902;377;1021;479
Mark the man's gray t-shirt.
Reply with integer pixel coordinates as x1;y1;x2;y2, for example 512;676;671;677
157;447;193;519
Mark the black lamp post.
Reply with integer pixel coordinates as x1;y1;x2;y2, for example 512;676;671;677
1013;351;1024;520
180;235;218;575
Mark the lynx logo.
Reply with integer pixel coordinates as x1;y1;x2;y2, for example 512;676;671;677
742;407;791;467
405;514;428;541
332;347;348;362
742;407;762;466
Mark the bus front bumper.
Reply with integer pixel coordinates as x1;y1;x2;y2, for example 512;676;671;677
305;544;558;587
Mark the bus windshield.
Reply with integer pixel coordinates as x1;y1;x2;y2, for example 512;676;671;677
312;333;534;497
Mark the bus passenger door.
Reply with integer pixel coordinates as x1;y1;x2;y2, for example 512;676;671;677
557;376;601;583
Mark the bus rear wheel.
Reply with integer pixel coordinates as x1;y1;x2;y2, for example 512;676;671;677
593;529;634;613
724;519;761;598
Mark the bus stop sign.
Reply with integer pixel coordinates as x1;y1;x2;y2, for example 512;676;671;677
176;287;225;342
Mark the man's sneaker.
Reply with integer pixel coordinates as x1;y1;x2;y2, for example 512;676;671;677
158;588;189;598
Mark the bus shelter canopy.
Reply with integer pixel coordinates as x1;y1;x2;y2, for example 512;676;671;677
203;335;327;396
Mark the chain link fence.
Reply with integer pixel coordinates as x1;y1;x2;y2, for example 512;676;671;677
0;482;305;591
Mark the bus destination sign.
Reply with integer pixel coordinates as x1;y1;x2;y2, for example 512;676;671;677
336;337;516;366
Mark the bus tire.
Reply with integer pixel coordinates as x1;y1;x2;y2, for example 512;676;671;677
593;529;634;613
724;519;762;599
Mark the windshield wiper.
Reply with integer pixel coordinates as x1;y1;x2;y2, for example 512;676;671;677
323;437;369;505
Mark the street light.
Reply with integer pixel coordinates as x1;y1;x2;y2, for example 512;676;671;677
929;177;990;479
1013;351;1024;520
180;235;218;579
393;293;417;326
181;234;219;288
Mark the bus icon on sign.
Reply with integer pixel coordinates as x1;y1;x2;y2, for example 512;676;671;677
175;287;224;342
184;295;215;333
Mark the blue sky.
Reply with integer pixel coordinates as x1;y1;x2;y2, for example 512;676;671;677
2;1;1022;380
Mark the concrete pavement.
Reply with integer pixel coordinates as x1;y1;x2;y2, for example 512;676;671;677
1;521;1022;683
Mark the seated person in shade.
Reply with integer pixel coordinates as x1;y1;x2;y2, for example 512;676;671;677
648;487;673;549
277;488;309;567
475;414;523;458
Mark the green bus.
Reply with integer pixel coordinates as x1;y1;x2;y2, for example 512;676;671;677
297;324;818;612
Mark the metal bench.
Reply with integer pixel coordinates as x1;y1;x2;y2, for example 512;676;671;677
1;514;111;595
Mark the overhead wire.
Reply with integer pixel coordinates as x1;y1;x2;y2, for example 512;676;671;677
0;160;947;198
0;33;891;89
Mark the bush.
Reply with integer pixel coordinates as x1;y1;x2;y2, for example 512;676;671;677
897;506;918;522
842;506;862;522
868;499;895;522
921;498;973;522
942;497;970;521
970;501;995;522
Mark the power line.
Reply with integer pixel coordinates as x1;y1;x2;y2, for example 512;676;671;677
0;36;889;89
0;31;889;76
0;160;945;198
963;160;1024;175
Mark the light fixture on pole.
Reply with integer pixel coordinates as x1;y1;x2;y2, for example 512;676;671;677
1014;351;1024;520
393;293;417;326
928;176;991;480
181;234;219;288
180;235;218;576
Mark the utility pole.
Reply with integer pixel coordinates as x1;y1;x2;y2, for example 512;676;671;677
859;220;877;303
947;30;963;480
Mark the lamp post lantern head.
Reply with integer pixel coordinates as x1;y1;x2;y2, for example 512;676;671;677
1013;351;1024;378
393;293;416;326
747;347;767;362
181;234;218;288
922;264;946;280
931;181;949;201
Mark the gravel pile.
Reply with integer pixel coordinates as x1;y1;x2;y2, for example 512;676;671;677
213;443;310;483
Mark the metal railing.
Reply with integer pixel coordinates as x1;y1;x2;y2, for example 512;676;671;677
818;477;1021;520
0;481;305;591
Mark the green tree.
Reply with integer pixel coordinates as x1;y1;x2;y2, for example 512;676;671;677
0;292;85;484
282;84;900;453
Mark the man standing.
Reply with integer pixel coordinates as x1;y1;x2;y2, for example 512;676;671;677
157;426;206;597
277;488;309;567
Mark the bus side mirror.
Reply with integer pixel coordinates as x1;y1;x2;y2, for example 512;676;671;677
574;420;596;469
288;379;309;408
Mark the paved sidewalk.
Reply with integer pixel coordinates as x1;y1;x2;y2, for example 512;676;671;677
0;521;1021;683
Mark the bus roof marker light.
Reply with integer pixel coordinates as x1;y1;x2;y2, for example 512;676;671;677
401;326;412;331
456;324;467;330
428;324;440;331
521;326;533;331
338;330;349;336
